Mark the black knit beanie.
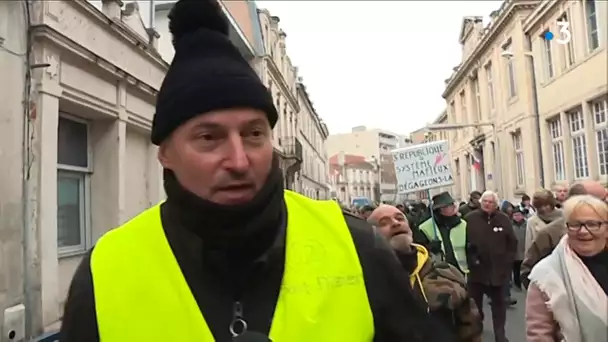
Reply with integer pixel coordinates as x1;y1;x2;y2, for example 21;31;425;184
151;0;278;145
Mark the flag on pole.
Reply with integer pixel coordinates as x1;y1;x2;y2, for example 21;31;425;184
471;153;482;171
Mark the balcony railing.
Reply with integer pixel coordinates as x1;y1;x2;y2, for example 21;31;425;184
279;136;303;162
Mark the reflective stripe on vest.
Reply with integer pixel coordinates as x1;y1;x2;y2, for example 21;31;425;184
419;219;469;274
90;190;374;341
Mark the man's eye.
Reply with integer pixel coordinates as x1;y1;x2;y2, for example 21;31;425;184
246;129;266;139
195;133;216;141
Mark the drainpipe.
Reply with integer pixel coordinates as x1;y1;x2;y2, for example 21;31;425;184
21;0;35;338
525;33;545;188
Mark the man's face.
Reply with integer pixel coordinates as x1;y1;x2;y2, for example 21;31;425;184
361;210;373;220
396;204;405;213
370;205;411;239
481;196;497;213
539;202;558;215
554;186;568;201
158;108;273;205
470;195;481;206
439;203;457;216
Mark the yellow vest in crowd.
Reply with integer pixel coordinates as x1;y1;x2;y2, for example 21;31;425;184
90;191;374;341
420;218;469;274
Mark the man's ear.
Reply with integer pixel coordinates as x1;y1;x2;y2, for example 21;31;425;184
157;141;172;169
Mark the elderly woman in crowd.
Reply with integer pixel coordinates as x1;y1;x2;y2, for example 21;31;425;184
525;189;563;253
526;195;608;341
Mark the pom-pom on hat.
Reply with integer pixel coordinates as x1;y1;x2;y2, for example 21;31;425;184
151;0;278;145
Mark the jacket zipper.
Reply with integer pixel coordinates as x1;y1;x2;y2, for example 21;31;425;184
229;301;248;337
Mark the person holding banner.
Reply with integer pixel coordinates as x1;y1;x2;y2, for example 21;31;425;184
417;192;470;276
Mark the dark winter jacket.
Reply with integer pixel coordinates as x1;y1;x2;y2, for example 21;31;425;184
464;210;517;286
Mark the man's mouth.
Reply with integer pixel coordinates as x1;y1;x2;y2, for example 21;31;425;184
218;184;254;193
216;184;255;203
391;231;407;238
220;183;253;190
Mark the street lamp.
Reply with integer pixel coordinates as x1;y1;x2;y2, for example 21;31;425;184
426;122;503;196
501;38;545;188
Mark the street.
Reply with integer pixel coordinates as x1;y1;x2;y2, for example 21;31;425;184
481;288;526;341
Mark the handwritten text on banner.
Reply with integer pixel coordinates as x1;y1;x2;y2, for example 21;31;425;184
391;140;454;193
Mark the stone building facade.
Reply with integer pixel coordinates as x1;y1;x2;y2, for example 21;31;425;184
295;83;330;199
444;0;607;202
0;0;166;337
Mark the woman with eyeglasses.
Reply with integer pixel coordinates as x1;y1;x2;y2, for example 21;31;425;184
525;195;608;341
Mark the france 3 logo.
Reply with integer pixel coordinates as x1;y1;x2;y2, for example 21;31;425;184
543;20;571;45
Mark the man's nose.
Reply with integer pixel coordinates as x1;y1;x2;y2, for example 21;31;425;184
224;136;250;172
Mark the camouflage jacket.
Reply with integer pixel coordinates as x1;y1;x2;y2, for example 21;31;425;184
410;245;483;342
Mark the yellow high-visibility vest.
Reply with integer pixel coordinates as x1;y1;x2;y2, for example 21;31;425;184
420;218;469;274
91;191;374;341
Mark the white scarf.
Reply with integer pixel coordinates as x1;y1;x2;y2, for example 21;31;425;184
528;235;607;342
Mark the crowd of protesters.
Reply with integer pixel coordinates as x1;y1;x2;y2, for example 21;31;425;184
344;180;606;342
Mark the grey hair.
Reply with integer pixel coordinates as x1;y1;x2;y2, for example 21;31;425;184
481;190;499;204
562;194;608;222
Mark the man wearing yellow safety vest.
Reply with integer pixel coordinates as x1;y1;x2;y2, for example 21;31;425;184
368;205;482;342
58;1;439;341
416;192;470;276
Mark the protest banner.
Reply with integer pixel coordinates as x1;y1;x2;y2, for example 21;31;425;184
391;140;454;193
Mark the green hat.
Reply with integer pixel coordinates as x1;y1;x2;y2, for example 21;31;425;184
431;191;455;210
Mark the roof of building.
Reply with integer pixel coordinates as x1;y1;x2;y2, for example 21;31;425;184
328;153;369;166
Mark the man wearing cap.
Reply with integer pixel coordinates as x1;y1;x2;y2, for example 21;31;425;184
58;1;436;341
417;192;469;276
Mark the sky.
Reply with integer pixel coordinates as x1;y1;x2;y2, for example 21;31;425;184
104;0;502;135
253;1;501;135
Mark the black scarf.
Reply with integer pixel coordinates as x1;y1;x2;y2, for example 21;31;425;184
163;153;285;263
433;211;462;229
